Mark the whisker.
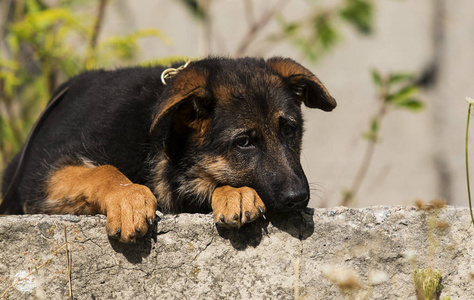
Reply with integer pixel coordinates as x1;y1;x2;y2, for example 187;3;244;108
308;182;328;207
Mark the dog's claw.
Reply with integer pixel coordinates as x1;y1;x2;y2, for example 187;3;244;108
148;218;153;225
136;227;141;233
130;232;135;239
115;228;121;236
212;186;266;228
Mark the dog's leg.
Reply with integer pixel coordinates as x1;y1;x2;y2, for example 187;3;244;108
211;186;266;228
45;164;157;243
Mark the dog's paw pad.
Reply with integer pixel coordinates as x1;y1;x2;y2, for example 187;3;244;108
211;185;266;228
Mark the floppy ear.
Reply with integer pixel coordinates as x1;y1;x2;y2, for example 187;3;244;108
267;57;337;111
150;67;213;160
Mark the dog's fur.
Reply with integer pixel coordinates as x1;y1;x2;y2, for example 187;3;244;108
1;57;336;242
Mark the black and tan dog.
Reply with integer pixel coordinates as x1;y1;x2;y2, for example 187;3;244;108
1;57;336;243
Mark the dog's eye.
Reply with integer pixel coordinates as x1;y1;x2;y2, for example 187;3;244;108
235;136;254;149
282;123;296;137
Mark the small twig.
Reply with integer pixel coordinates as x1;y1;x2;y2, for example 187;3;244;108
84;0;108;69
64;226;73;300
0;243;68;298
200;0;212;56
233;0;290;57
342;95;387;206
243;0;255;27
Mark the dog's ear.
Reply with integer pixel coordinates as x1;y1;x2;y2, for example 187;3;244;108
150;67;213;158
267;57;337;111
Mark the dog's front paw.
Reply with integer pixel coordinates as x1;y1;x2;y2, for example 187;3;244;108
104;184;157;243
211;186;266;228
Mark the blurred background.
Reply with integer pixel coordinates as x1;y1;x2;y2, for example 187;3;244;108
0;0;473;209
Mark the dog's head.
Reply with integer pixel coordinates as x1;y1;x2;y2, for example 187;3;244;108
151;57;336;213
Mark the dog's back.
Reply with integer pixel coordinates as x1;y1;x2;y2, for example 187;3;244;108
1;66;168;213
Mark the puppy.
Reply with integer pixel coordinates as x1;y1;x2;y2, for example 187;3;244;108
1;57;336;243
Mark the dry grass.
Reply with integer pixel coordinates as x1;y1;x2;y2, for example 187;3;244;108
0;225;75;299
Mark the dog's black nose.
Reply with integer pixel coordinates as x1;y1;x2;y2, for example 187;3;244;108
284;189;309;210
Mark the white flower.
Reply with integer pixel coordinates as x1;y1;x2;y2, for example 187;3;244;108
466;96;474;105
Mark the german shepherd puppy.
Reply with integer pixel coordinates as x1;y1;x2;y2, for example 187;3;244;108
1;57;336;243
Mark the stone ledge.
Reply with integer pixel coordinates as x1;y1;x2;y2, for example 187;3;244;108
0;206;473;299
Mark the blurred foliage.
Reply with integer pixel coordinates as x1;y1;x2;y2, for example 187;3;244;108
340;0;373;34
364;69;424;141
342;69;424;206
178;0;208;21
0;0;170;180
273;0;374;62
140;56;195;67
89;29;172;69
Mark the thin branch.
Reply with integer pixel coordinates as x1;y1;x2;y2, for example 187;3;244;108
84;0;108;69
243;0;255;27
342;89;388;206
0;243;68;298
233;0;290;57
200;0;212;56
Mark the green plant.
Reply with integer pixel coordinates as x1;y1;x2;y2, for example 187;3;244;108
342;70;424;206
273;0;374;62
413;268;445;300
464;96;474;226
410;199;451;300
0;0;170;198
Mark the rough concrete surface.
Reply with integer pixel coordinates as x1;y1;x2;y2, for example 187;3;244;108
0;206;473;299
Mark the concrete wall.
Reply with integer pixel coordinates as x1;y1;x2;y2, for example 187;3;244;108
99;0;474;208
0;207;473;299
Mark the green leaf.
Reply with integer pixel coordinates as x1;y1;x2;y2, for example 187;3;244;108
6;34;20;55
393;98;425;111
340;0;373;34
129;29;171;45
314;15;339;49
178;0;207;21
284;22;300;35
0;71;20;97
370;69;382;87
370;117;379;133
362;131;376;141
276;15;301;36
388;73;414;86
387;85;418;103
60;55;82;76
26;0;47;14
362;117;379;141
